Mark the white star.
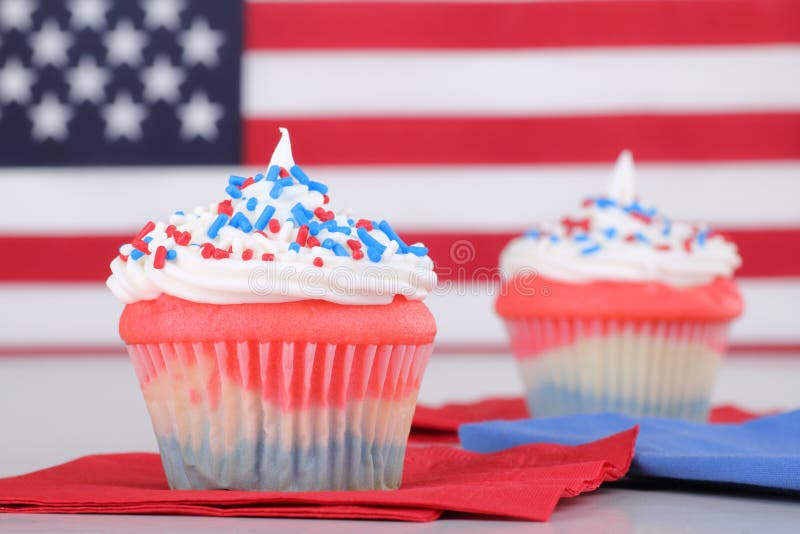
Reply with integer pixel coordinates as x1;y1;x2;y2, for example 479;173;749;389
102;92;147;141
141;56;184;103
104;20;146;66
0;58;36;104
68;0;108;30
66;55;109;103
29;20;74;67
0;0;36;31
142;0;184;29
29;93;73;142
179;18;224;67
177;91;223;141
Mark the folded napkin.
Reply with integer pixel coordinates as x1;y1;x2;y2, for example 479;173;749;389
409;397;758;444
460;411;800;492
0;429;636;522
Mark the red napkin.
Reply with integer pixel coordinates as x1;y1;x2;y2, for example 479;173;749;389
410;397;759;444
0;429;636;522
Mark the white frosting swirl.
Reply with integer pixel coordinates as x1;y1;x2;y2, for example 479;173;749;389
500;151;741;287
107;129;437;305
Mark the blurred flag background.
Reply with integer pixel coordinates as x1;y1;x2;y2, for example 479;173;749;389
0;0;799;357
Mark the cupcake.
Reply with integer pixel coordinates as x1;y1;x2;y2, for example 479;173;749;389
107;128;437;491
496;151;743;421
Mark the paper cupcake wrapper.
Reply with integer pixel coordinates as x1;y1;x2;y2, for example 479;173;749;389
504;318;730;421
127;340;433;491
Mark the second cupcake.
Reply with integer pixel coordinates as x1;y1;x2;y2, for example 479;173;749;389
496;151;743;421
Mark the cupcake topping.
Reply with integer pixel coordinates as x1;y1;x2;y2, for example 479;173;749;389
107;128;436;305
501;151;742;287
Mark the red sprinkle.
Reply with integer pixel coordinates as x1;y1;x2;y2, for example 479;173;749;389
131;239;150;254
218;199;233;216
561;217;590;236
352;249;364;260
356;219;373;231
174;231;191;246
630;211;652;224
347;239;362;250
200;243;215;258
655;244;672;252
268;219;281;233
313;257;324;267
314;207;334;222
254;230;269;239
165;224;176;238
683;238;693;253
296;225;309;246
624;234;637;242
213;248;230;259
242;249;254;261
239;177;256;189
262;253;275;261
118;253;128;262
323;194;330;204
134;221;155;241
153;246;167;269
307;236;320;248
279;167;290;178
581;198;594;207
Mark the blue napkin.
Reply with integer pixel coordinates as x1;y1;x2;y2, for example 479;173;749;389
459;411;800;491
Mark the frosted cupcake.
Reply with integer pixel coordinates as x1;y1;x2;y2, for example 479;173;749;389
496;151;743;421
107;128;437;491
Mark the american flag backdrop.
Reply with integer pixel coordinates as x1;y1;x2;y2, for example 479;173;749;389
0;0;799;356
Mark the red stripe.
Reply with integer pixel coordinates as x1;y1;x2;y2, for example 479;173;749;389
0;228;797;282
0;343;797;357
243;114;800;166
245;1;800;50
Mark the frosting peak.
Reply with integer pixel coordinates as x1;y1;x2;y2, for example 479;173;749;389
107;129;437;305
500;151;742;287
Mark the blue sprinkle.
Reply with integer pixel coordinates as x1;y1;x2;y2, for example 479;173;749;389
143;236;153;243
290;165;311;185
207;213;229;238
549;235;560;244
662;219;672;237
307;181;328;194
130;249;144;260
332;244;349;257
230;212;253;233
174;210;184;216
265;165;280;182
308;221;321;235
254;205;275;231
573;234;590;242
525;230;541;239
270;177;294;199
321;238;336;249
581;244;602;255
225;184;243;199
254;173;264;182
603;227;618;239
228;175;246;186
348;218;355;226
291;203;312;226
407;245;428;257
329;225;351;235
595;198;616;209
634;232;650;244
697;229;709;246
166;250;177;260
377;220;408;252
246;198;258;211
357;227;382;248
367;247;385;262
288;242;300;253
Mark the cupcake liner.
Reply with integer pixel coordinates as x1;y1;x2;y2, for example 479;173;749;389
128;340;433;491
504;318;730;421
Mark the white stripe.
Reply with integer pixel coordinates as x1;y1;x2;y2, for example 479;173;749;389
1;280;797;346
243;46;800;116
1;162;799;232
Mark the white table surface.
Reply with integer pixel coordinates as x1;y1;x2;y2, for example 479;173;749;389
2;353;800;532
